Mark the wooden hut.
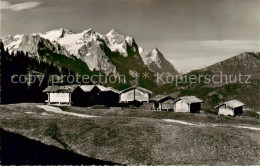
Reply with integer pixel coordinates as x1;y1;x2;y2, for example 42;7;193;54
150;95;174;111
43;85;79;106
215;100;245;116
79;85;120;106
173;96;203;113
97;85;120;106
119;86;152;105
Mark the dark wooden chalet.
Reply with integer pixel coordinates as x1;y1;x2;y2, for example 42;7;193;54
150;95;175;111
79;85;120;107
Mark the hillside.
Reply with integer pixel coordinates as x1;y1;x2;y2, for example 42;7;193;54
157;52;260;111
206;52;260;77
0;104;259;165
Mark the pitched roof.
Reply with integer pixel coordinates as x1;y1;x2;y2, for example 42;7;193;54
150;95;174;102
174;96;203;104
96;85;120;93
215;100;245;109
79;85;96;92
79;85;120;94
120;86;152;94
43;85;78;93
103;87;120;94
43;84;120;94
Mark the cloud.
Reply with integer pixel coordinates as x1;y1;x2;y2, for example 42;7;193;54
0;1;42;11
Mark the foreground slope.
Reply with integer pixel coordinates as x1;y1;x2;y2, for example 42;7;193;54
0;104;259;165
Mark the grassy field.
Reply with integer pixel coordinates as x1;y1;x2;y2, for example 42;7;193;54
61;106;260;125
0;103;260;165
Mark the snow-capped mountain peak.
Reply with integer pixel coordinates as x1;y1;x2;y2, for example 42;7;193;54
141;47;179;75
60;28;74;38
106;29;124;43
105;29;136;57
147;48;162;68
106;29;120;36
82;28;95;36
39;28;73;42
151;47;159;53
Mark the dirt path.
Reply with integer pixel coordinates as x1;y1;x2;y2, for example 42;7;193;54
163;119;199;126
36;105;99;118
163;119;260;131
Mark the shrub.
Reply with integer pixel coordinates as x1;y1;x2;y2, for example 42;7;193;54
242;111;259;118
44;122;71;150
58;106;68;111
91;105;110;109
204;109;218;115
44;122;61;140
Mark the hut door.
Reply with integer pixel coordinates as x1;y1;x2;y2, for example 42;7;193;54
154;102;159;110
234;107;243;116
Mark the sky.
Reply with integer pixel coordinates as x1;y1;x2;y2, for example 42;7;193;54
0;0;259;72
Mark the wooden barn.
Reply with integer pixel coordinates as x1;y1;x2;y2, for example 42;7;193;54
97;85;120;106
79;85;120;106
119;86;152;105
43;85;80;106
150;95;174;111
173;96;203;113
215;100;245;116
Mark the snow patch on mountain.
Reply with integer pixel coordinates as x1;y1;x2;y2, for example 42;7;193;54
40;28;66;42
139;47;148;65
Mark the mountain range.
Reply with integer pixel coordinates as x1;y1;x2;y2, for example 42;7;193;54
1;29;260;110
1;28;178;78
